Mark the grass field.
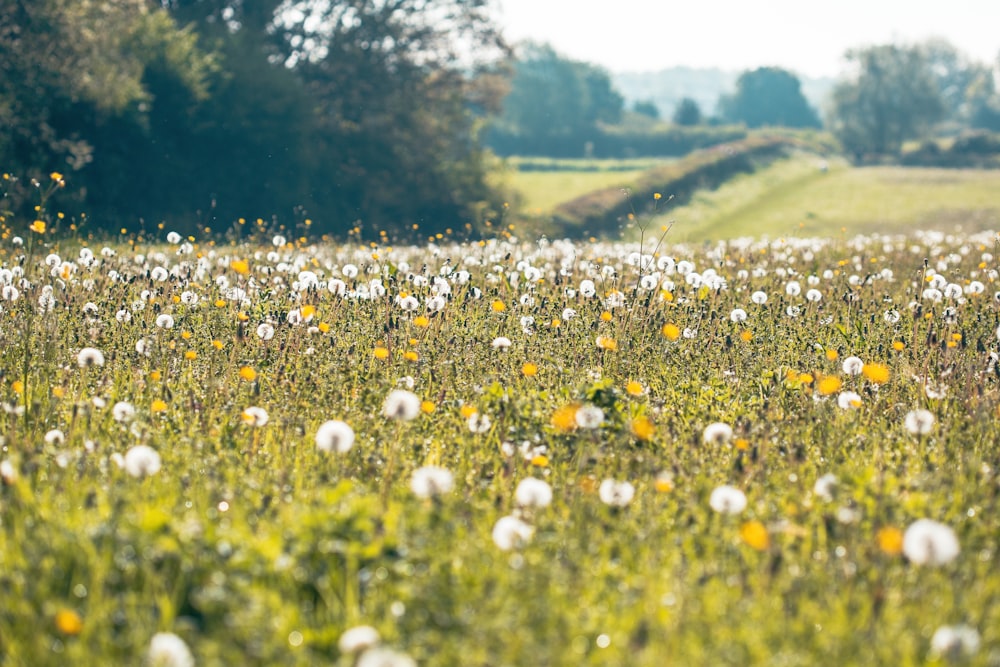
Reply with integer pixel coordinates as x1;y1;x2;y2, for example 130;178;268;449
1;219;999;664
638;155;1000;243
498;157;675;216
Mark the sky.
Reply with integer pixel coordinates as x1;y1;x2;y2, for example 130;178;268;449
494;0;1000;78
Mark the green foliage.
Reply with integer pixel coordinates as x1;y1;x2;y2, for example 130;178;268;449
488;43;625;156
0;0;509;238
719;67;820;129
632;100;661;120
828;44;945;159
672;98;703;126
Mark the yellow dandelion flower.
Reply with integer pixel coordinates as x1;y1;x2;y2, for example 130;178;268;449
239;367;257;382
551;404;579;432
862;363;890;384
460;404;478;418
892;341;906;352
403;350;419;362
318;322;330;333
660;290;674;302
653;192;662;200
414;315;430;328
236;311;249;322
631;416;655;441
579;474;598;493
181;331;192;340
625;380;644;396
799;372;814;385
55;609;82;636
877;526;903;555
230;259;250;275
654;472;673;493
661;323;680;341
211;340;224;350
740;521;770;551
596;335;617;351
214;299;226;308
149;370;162;382
151;399;168;412
825;348;839;361
420;400;436;414
374;346;389;360
739;329;753;342
600;310;613;322
491;300;506;313
50;172;64;182
817;376;842;396
29;220;46;234
734;438;750;451
531;454;549;467
184;351;197;360
522;362;538;377
301;305;316;319
11;380;24;394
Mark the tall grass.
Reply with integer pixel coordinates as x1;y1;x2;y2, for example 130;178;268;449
0;220;998;665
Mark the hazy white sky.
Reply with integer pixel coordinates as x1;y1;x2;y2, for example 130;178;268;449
495;0;1000;77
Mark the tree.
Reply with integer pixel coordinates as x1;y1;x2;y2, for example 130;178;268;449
632;100;660;120
718;67;820;128
828;44;945;159
672;98;702;126
0;0;212;214
3;0;509;237
490;43;624;155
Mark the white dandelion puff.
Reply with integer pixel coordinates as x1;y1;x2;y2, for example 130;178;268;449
77;347;105;368
930;624;980;660
124;445;162;478
382;390;421;421
903;409;935;435
241;406;269;427
514;478;553;508
410;466;455;499
709;485;747;514
902;519;960;566
338;626;380;654
575;404;604;430
147;632;194;667
703;422;734;445
598;479;635;507
842;356;864;375
315;420;355;453
492;515;534;550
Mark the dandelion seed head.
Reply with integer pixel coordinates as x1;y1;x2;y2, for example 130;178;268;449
315;420;355;453
709;485;747;514
124;445;162;478
903;518;960;566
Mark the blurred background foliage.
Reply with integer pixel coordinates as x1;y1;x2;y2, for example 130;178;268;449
2;1;999;239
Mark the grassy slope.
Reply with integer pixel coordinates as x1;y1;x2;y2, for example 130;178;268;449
498;158;675;216
646;155;1000;243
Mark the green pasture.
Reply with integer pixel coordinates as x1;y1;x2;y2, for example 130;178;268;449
498;157;674;216
646;156;1000;242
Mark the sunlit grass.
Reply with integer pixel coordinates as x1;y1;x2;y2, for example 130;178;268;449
651;155;1000;242
498;157;674;215
0;220;999;665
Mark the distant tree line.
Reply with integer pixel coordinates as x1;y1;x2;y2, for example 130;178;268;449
487;40;1000;163
1;0;508;237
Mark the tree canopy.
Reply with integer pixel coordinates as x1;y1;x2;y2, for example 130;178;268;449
1;0;508;238
827;44;946;159
718;67;820;129
487;43;624;156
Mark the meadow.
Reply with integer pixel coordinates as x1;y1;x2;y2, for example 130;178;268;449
1;209;1000;665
